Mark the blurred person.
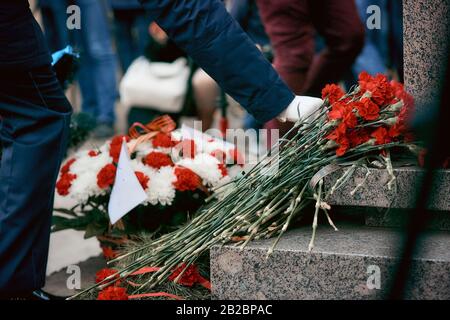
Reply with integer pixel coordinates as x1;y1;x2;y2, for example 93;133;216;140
193;0;271;131
109;0;150;72
256;0;365;136
1;0;321;299
38;0;71;52
73;0;118;138
0;0;72;299
349;0;403;85
352;0;389;77
388;0;404;82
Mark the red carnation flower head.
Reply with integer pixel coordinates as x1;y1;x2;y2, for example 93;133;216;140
173;167;201;191
358;71;373;91
88;150;99;157
97;164;117;189
56;173;77;196
95;268;120;286
228;148;244;166
135;171;150;190
327;101;347;121
326;122;347;142
342;106;358;129
348;129;371;148
322;84;345;105
168;263;201;287
356;98;380;121
178;139;197;159
218;163;228;177
101;246;117;260
359;73;394;107
144;151;173;169
97;286;128;300
371;127;391;145
336;137;350;157
61;158;76;175
152;132;177;148
211;149;227;163
109;135;130;163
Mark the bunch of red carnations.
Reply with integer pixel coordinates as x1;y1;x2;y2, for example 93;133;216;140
321;72;415;157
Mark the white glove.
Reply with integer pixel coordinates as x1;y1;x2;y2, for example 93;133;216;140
277;96;324;123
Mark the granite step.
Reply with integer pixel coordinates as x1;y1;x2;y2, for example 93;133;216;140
210;225;450;300
323;167;450;211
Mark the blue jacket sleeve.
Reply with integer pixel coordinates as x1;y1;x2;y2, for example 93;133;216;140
139;0;294;123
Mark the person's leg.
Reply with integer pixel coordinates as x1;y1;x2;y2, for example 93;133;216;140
352;0;388;77
256;0;315;94
303;0;365;96
113;9;137;72
134;11;151;59
78;0;118;129
257;0;316;140
0;65;72;295
49;0;71;50
192;69;220;131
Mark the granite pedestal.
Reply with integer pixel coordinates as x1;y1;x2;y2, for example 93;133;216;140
211;225;450;300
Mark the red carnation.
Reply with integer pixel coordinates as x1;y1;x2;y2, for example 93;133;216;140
229;148;244;166
336;137;350;157
327;102;347;121
88;150;99;157
211;149;227;163
218;163;228;177
371;127;391;145
97;286;128;301
152;132;177;148
322;84;345;105
56;173;77;196
358;71;373;90
95;268;120;286
356;98;380;121
61;158;76;175
348;129;370;148
326;122;347;142
101;246;117;260
173;167;201;191
97;164;117;189
359;73;394;107
144;151;173;169
109;135;130;163
135;171;150;190
178;139;197;159
168;263;201;287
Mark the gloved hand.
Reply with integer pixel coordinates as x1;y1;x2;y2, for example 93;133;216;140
277;96;324;123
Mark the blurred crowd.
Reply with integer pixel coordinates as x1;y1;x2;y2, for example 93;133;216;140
35;0;404;138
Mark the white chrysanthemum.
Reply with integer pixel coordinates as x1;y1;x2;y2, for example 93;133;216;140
146;166;177;206
69;151;113;202
177;153;222;187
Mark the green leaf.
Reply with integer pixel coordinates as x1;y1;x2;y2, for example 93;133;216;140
84;222;108;239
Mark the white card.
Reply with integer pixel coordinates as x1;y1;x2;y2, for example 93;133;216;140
108;140;147;225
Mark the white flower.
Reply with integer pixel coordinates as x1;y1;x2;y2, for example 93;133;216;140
177;153;222;187
69;150;112;202
146;166;177;206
